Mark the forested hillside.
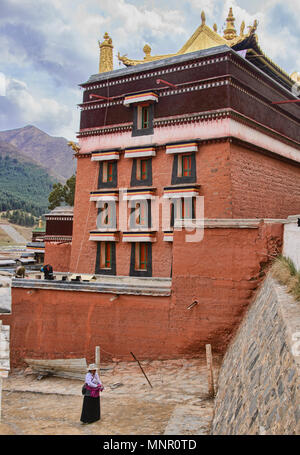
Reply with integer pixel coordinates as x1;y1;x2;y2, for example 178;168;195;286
0;142;55;216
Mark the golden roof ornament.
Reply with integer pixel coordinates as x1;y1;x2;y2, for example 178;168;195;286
113;7;295;88
117;8;259;68
248;19;258;35
240;21;245;37
223;7;237;41
291;72;300;83
99;32;113;73
68;141;81;154
143;44;152;59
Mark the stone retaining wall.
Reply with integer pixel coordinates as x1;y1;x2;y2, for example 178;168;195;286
211;275;300;435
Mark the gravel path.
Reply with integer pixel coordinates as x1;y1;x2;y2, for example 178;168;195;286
0;358;220;435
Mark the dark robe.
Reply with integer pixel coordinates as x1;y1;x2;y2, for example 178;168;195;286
80;395;100;423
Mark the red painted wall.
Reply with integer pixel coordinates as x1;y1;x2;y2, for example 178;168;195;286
170;222;283;353
2;222;283;367
69;156;98;273
44;243;72;272
230;144;300;219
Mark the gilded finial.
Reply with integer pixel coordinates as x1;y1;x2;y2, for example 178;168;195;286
223;7;237;41
68;141;81;154
251;19;258;34
240;20;245;37
213;23;218;32
291;71;300;83
143;44;152;60
201;11;206;26
38;218;43;229
99;32;114;73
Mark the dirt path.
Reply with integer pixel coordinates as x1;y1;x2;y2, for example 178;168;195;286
0;358;220;435
0;224;27;244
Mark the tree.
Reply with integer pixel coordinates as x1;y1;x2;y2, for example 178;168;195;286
48;183;65;210
48;174;76;210
63;175;76;206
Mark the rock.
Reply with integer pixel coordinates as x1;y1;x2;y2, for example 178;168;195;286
112;358;121;363
109;382;124;389
24;367;35;376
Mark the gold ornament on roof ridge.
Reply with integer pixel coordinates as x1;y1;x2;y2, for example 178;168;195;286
68;141;81;154
99;32;113;73
223;7;237;41
117;7;258;67
112;7;294;87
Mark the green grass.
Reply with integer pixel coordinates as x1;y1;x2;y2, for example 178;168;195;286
271;255;300;301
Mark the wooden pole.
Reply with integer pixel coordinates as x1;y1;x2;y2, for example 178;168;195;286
0;321;2;421
130;352;153;388
95;346;100;370
0;376;2;421
206;344;215;398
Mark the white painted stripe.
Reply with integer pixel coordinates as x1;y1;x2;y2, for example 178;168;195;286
90;195;119;201
81;117;300;164
124;94;158;106
124;150;156;158
91;154;119;161
166;145;198;154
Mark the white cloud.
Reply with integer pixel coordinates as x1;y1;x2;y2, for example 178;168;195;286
3;77;79;139
0;0;299;139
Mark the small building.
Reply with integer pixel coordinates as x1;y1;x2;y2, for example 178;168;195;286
43;206;73;271
25;219;46;264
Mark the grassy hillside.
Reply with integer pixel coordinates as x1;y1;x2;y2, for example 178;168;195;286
0;141;56;216
0;125;76;182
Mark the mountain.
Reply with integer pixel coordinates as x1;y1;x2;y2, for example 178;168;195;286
0;140;55;216
0;125;76;182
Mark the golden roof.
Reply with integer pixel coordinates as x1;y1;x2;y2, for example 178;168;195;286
117;8;258;67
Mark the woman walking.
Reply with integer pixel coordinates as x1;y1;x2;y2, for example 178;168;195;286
80;364;104;425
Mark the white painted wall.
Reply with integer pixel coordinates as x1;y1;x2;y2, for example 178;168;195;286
283;215;300;271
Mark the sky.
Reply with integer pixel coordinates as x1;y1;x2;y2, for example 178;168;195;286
0;0;299;141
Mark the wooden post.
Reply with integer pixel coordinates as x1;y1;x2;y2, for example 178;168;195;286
0;376;2;421
206;344;215;398
95;346;100;370
0;321;2;421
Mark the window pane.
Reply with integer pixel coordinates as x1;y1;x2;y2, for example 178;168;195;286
141;159;147;180
182;155;192;177
105;242;111;268
142;107;149;129
100;242;112;269
108;163;113;182
139;243;147;270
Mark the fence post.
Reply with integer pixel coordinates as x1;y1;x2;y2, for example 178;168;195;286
95;346;100;370
206;344;215;398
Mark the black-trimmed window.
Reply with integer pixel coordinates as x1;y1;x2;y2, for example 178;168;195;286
98;160;117;188
141;106;150;129
132;104;154;137
171;153;196;184
95;242;116;275
180;154;192;177
139;159;148;180
170;198;195;227
130;242;152;277
97;201;116;229
129;200;151;229
130;158;152;186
